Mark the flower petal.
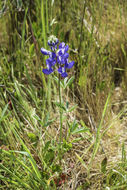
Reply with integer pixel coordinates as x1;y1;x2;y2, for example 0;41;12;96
49;52;56;59
65;61;74;69
41;48;50;55
51;45;57;51
42;68;53;75
57;49;63;56
63;52;69;60
65;45;69;52
61;72;68;78
57;56;62;64
58;67;63;74
58;67;68;77
48;38;59;47
46;58;56;66
59;42;65;49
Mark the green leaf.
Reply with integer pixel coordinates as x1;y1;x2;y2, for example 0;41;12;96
29;43;35;57
71;127;89;135
80;120;87;128
64;76;75;89
10;150;30;157
64;77;68;86
34;114;55;127
75;153;88;170
67;104;78;112
53;76;64;88
69;120;79;133
89;93;111;170
54;102;66;111
101;157;107;173
62;138;72;151
122;142;126;163
0;103;9;123
27;133;37;142
71;137;84;143
121;44;126;57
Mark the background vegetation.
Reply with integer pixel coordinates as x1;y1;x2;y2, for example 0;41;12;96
0;0;127;189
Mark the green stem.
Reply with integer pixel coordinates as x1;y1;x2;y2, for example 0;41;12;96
59;74;63;164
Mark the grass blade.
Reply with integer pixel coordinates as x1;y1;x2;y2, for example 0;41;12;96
89;93;111;171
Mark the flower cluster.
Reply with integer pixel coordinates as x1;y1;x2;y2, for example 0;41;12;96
41;35;74;78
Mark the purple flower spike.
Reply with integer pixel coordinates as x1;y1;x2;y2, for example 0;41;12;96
41;35;74;78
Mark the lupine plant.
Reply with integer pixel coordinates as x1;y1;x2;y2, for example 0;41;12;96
41;35;75;162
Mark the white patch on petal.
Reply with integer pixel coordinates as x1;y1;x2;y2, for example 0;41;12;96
62;49;65;54
62;42;65;48
47;64;50;70
59;56;61;61
62;67;65;73
57;50;60;54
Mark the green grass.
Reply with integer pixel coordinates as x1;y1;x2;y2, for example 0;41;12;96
0;0;127;189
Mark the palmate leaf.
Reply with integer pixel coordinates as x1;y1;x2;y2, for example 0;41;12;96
68;120;90;136
54;100;77;113
34;114;56;127
53;76;64;88
67;104;78;112
54;101;66;111
71;127;89;135
53;76;75;89
69;119;78;133
64;76;75;89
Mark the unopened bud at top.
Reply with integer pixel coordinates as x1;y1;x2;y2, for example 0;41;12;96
48;35;59;47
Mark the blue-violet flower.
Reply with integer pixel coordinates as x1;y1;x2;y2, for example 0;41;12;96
41;35;74;77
